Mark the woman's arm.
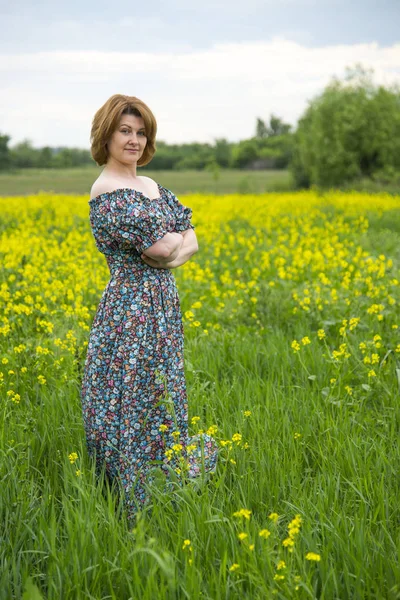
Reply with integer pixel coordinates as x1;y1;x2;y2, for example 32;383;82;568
141;229;198;269
142;231;184;263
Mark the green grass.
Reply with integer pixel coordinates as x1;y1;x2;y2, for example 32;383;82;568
0;191;399;599
0;167;294;196
2;167;399;197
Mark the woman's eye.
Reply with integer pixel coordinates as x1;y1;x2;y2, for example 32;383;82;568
120;130;146;135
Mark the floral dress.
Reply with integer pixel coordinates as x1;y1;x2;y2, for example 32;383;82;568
80;182;218;522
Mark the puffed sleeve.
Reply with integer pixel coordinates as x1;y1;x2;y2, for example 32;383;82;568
160;185;195;232
105;194;170;254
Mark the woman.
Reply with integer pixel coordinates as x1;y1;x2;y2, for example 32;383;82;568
80;94;218;523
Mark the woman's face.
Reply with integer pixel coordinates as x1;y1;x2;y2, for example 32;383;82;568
106;114;147;164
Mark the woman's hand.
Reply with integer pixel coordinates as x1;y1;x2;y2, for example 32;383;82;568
140;253;185;269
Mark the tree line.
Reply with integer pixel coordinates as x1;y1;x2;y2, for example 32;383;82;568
0;114;293;172
1;65;399;189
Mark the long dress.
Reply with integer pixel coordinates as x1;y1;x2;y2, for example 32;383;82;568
80;182;218;521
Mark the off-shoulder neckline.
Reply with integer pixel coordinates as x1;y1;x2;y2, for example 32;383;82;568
88;181;167;204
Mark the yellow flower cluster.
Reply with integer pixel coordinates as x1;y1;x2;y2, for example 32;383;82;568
332;343;351;361
68;452;78;464
282;514;302;553
305;552;321;561
232;508;252;520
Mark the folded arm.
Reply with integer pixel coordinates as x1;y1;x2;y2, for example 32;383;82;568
142;231;184;263
141;229;198;269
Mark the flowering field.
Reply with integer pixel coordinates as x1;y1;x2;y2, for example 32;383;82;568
1;190;399;599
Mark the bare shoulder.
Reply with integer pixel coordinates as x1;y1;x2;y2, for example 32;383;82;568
90;177;122;200
138;175;160;197
90;175;160;200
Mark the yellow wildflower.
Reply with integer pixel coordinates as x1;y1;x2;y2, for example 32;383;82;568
305;552;321;561
349;317;360;330
232;508;251;520
231;433;242;444
291;340;300;352
219;440;232;447
68;452;78;464
207;425;218;435
268;513;279;523
259;529;271;539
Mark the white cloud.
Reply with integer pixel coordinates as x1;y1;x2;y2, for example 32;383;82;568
0;37;399;147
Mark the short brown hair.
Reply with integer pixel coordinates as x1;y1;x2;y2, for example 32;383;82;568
90;94;157;166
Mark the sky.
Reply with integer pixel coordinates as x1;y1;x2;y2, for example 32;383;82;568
1;0;399;149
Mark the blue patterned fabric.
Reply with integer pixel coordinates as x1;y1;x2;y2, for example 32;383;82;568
80;182;218;521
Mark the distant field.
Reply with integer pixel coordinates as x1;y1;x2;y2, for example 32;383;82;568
0;167;294;196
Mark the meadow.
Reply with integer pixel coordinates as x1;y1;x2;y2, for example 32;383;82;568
0;167;293;196
0;187;399;599
1;167;398;197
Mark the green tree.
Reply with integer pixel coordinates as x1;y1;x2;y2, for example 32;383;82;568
267;114;292;137
38;147;53;168
213;138;233;167
231;139;259;168
255;118;268;139
290;64;400;188
256;115;292;139
0;133;11;170
10;139;39;168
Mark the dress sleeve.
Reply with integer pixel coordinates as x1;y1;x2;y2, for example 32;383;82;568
161;186;195;232
106;194;170;254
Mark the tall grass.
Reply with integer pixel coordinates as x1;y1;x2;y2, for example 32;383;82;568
0;189;399;599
